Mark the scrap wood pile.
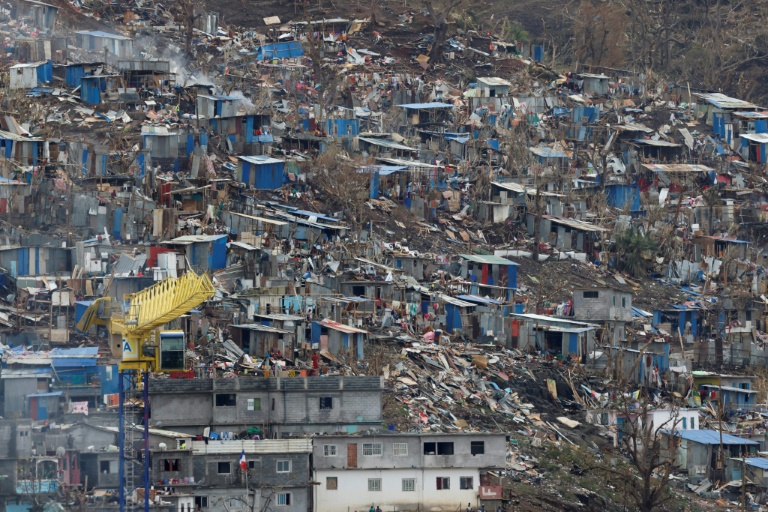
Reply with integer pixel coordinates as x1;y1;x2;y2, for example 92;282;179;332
381;338;601;448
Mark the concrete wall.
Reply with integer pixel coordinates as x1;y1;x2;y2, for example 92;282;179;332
313;434;507;470
3;378;38;418
315;467;481;512
573;288;632;322
149;376;383;436
192;486;309;512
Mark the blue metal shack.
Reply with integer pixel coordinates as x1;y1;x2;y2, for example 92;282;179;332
237;156;286;189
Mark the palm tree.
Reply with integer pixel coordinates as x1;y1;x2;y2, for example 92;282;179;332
616;229;657;277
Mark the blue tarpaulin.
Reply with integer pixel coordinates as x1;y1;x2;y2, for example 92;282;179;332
256;41;304;61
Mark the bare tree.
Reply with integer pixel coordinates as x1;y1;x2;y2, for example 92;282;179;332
588;350;682;512
173;0;206;60
423;0;463;64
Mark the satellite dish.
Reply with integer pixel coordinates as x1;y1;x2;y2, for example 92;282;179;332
158;443;167;451
56;446;66;457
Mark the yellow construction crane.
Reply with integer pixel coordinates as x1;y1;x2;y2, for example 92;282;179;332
77;269;215;372
76;269;215;512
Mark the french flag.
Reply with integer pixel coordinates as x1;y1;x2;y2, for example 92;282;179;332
240;450;247;471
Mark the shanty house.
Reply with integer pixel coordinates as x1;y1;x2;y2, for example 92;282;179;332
196;94;240;119
0;246;72;276
1;365;52;418
652;304;701;337
398;102;454;129
9;61;52;89
311;319;367;359
662;430;758;479
74;31;133;59
0;132;48;166
459;254;518;288
163;234;228;273
578;73;610;95
237;156;286;189
63;62;103;88
739;133;768;163
11;0;59;33
230;323;294;358
693;92;762;126
509;313;597;359
80;75;120;105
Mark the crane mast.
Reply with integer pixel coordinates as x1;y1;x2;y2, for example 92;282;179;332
78;270;215;511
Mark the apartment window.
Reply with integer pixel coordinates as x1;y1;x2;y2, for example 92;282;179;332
247;398;261;411
195;496;208;509
393;443;408;456
436;477;450;490
362;443;383;456
613;296;616;306
402;478;415;492
583;291;598;299
368;478;382;492
470;441;485;455
162;459;180;472
276;493;291;506
319;397;333;410
460;477;473;490
424;442;454;455
248;460;258;470
682;418;687;429
215;393;236;407
276;460;291;473
99;461;113;474
217;462;231;474
323;445;337;456
326;477;338;490
622;297;627;308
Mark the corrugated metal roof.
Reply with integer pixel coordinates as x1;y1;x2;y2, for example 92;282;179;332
456;294;504;305
10;61;49;69
694;92;759;110
642;163;714;173
700;384;758;394
543;215;610;233
732;111;768;119
676;429;758;445
165;234;227;245
75;30;132;40
477;77;512;87
510;313;599;327
114;253;147;276
27;391;62;398
231;324;292;334
745;458;768;470
529;146;569;158
1;367;52;379
741;133;768;143
320;319;368;334
397;102;455;109
632;139;681;147
238;155;285;165
460;254;519;265
358;137;418;152
439;294;475;307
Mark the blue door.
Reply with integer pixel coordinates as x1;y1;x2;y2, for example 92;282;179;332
568;333;578;355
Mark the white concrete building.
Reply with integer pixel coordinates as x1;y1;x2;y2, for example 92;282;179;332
313;433;507;512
